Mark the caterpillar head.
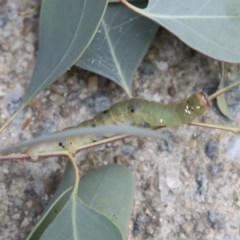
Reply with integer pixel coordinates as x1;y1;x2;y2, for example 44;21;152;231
185;92;210;117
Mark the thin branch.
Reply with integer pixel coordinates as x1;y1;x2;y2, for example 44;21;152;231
0;134;129;162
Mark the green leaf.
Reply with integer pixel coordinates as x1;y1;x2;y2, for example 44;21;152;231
41;196;122;240
0;0;108;133
22;0;108;106
78;164;135;240
121;0;240;63
217;64;233;119
28;164;134;240
76;2;158;96
27;164;74;240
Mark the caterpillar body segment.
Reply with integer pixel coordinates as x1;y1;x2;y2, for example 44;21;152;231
25;92;210;159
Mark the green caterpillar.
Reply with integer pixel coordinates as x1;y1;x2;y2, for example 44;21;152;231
26;92;210;159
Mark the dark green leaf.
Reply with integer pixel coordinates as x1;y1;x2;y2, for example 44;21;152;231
27;163;74;240
22;0;108;105
28;164;135;240
121;0;240;63
79;164;135;240
76;2;158;96
41;196;122;240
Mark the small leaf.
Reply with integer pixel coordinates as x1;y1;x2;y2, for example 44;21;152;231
216;64;233;119
121;0;240;63
76;2;158;96
22;0;108;106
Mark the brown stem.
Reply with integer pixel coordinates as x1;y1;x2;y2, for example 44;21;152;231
209;80;240;101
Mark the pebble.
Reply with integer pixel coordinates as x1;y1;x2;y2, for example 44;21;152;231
157;131;173;152
20;217;31;228
11;213;20;220
132;213;150;236
207;211;225;230
138;61;156;76
227;135;240;161
194;172;208;202
84;94;111;113
86;75;99;92
208;163;223;176
0;14;8;28
227;84;240;117
39;119;56;135
121;144;136;159
204;139;218;160
181;221;194;236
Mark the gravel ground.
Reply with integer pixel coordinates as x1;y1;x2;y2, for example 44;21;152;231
1;1;240;240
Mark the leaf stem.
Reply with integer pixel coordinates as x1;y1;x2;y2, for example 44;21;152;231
209;80;240;101
66;153;80;194
0;151;68;161
190;122;240;133
75;134;128;152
